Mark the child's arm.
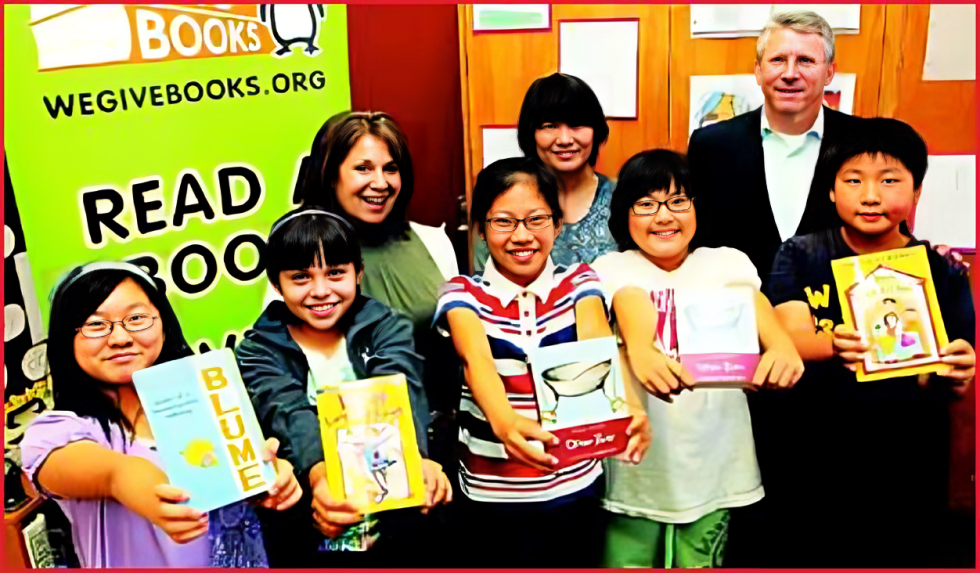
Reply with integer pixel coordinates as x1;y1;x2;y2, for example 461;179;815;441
753;291;805;389
613;286;691;402
446;307;559;470
37;442;208;543
773;301;835;361
575;295;612;340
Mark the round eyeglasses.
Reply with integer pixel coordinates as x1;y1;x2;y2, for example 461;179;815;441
485;214;554;233
631;196;694;216
76;313;159;338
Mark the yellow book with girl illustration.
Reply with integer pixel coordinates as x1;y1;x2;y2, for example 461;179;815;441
315;373;426;513
831;245;950;381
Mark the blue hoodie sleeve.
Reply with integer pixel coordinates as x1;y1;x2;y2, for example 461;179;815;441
364;309;431;458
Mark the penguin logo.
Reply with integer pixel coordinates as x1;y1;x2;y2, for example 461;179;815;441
258;4;325;58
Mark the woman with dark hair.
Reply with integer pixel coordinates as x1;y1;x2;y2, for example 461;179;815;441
473;73;617;270
19;262;301;568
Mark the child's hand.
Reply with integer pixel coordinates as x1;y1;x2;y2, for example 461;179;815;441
420;459;453;514
936;339;975;395
832;324;869;371
613;411;652;465
149;484;210;544
308;462;363;539
491;411;560;471
753;341;805;390
626;345;692;403
257;438;302;511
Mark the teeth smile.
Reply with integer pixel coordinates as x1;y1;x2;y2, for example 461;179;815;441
653;230;678;236
309;303;338;311
364;197;386;204
512;250;535;257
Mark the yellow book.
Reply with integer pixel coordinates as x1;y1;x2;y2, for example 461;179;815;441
315;373;426;512
831;245;951;382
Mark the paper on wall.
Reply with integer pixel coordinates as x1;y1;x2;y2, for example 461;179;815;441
913;155;976;250
559;20;639;118
691;4;860;38
689;73;855;136
473;4;550;32
482;127;522;168
923;5;976;81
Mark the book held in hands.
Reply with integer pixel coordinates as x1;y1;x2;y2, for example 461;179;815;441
315;373;426;513
527;337;632;466
831;245;949;381
132;348;277;512
675;286;760;388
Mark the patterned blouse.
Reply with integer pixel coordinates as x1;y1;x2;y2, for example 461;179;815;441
473;173;618;271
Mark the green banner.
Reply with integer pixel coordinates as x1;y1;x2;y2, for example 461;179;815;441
4;4;351;350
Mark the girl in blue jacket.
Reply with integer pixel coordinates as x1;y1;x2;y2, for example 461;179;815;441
236;207;451;567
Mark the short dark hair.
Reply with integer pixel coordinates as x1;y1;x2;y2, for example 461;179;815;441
265;207;364;289
817;117;928;194
470;158;564;235
48;266;192;443
296;111;414;243
517;73;610;168
609;149;697;252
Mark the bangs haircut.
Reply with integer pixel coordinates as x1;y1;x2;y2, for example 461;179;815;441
470;157;564;235
609;149;698;252
48;266;191;443
517;73;610;168
816;117;928;195
265;208;364;288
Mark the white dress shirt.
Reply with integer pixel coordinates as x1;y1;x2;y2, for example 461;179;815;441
761;106;825;242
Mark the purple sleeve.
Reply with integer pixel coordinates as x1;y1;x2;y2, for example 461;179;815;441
21;411;109;498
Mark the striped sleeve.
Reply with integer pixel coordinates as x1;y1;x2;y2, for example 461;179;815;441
433;275;482;336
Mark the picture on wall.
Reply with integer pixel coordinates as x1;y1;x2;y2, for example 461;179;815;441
688;73;856;135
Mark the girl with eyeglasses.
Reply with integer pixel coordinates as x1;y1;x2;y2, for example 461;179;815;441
20;263;301;568
590;150;802;567
434;158;648;567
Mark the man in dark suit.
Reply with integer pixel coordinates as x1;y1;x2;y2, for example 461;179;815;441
687;11;859;567
689;11;859;280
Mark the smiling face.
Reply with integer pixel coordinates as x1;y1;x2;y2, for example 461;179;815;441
480;177;562;287
534;122;595;174
830;153;920;239
334;134;401;224
627;180;696;272
755;28;836;121
277;255;362;332
73;278;164;385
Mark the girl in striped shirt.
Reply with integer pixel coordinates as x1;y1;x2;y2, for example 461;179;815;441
435;158;649;567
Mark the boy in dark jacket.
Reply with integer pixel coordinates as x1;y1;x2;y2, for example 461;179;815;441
236;207;451;566
764;118;975;567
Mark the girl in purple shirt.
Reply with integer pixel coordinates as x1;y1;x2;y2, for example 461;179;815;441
21;262;301;567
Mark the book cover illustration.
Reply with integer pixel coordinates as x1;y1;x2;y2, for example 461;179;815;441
528;337;632;466
831;245;949;381
315;374;425;513
132;348;276;513
675;286;760;387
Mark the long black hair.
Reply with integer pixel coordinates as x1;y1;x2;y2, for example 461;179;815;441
296;111;415;246
47;264;192;441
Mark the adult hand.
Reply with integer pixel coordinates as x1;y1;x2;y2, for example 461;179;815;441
613;411;652;465
308;462;362;539
257;438;302;511
832;324;869;371
752;341;805;390
626;345;692;402
490;411;559;471
420;459;453;514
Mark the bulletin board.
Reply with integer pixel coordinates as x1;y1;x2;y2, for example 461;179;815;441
457;4;671;208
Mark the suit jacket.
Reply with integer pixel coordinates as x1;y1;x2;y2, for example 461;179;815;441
688;106;859;280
